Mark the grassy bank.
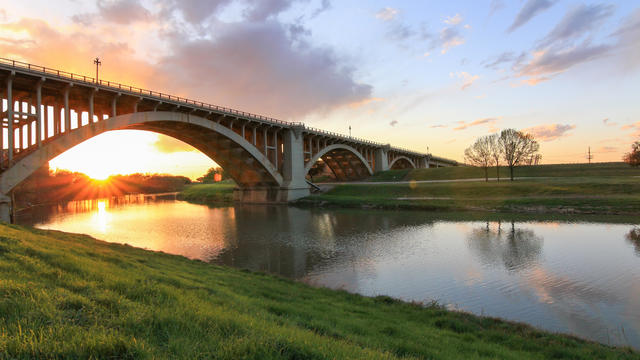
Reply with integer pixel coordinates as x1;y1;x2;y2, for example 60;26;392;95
177;182;235;203
368;162;637;182
299;176;640;215
0;224;637;359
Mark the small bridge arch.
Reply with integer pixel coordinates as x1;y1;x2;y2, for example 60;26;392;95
389;156;416;170
304;144;373;181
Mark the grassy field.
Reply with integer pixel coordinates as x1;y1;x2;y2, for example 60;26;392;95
178;182;235;203
299;176;640;215
0;224;637;359
368;162;638;182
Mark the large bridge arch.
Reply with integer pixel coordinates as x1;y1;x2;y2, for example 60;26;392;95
389;156;416;170
304;144;373;181
0;111;283;195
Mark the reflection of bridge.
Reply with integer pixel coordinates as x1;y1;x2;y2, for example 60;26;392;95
0;58;457;221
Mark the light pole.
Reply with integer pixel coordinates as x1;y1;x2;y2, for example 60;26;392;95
349;125;351;137
94;57;101;83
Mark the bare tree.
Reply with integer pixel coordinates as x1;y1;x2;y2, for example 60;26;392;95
498;129;540;181
624;141;640;167
465;135;493;182
488;134;501;182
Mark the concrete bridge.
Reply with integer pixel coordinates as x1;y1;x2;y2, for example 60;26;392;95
0;58;457;222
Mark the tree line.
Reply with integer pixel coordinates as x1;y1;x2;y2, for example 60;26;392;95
464;128;540;181
14;166;191;208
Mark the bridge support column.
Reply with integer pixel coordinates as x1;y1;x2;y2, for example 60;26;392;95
374;145;390;172
280;125;309;201
0;194;12;223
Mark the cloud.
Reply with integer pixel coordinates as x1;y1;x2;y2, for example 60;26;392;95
538;4;614;48
621;121;640;137
518;43;612;79
430;124;447;128
162;0;231;24
614;8;640;71
457;72;479;90
348;97;384;109
436;26;465;54
310;0;331;19
387;22;415;41
375;7;398;21
157;21;372;118
389;120;398;127
523;124;575;141
508;0;555;33
520;76;550;86
153;135;197;153
454;117;498;131
444;14;463;25
603;118;618;127
97;0;153;24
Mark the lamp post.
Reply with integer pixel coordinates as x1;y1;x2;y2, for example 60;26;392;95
94;57;101;83
349;125;351;137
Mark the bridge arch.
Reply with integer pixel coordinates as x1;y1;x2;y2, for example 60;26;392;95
0;111;283;195
389;156;416;170
304;144;373;181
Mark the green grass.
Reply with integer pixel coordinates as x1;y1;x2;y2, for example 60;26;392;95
300;177;640;215
0;224;637;359
367;162;638;182
178;182;235;203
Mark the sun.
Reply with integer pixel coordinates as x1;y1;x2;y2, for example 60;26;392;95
84;168;112;181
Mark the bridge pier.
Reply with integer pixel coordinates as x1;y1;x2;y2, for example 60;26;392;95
0;194;11;223
233;126;309;203
375;145;390;172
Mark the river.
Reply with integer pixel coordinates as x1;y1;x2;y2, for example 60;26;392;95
16;194;640;348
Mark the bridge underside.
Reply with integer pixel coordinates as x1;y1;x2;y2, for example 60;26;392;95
129;122;278;188
319;148;372;181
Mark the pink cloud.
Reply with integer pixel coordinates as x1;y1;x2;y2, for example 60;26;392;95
523;124;575;141
454;117;498;131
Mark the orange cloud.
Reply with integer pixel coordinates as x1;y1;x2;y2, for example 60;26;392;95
454;117;498;131
523;124;575;141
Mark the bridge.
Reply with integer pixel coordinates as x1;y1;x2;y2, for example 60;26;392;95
0;58;458;222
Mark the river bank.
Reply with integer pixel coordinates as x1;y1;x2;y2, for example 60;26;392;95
1;224;637;358
178;175;640;215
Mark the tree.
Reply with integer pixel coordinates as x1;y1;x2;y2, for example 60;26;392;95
623;141;640;167
465;135;493;182
488;134;502;182
498;129;540;181
197;167;229;183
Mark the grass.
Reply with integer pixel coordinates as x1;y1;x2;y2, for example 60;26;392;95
368;162;638;182
178;182;235;203
299;176;640;215
0;224;637;359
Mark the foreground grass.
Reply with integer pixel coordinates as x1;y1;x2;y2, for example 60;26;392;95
368;162;638;182
1;225;637;359
178;182;235;203
299;177;640;215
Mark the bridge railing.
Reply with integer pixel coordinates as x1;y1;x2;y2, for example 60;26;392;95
0;57;299;127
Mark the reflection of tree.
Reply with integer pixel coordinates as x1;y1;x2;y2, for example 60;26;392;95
467;221;543;272
625;227;640;256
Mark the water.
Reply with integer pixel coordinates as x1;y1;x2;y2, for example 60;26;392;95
17;194;640;348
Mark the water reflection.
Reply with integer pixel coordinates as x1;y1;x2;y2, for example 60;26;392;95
16;198;640;349
626;227;640;256
467;221;543;272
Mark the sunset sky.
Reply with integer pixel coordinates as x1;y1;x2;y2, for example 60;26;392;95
1;0;639;179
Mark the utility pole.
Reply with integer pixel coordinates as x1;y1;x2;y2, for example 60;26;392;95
94;57;101;83
349;125;351;137
586;146;593;164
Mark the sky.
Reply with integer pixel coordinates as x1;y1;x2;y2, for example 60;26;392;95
0;0;638;179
